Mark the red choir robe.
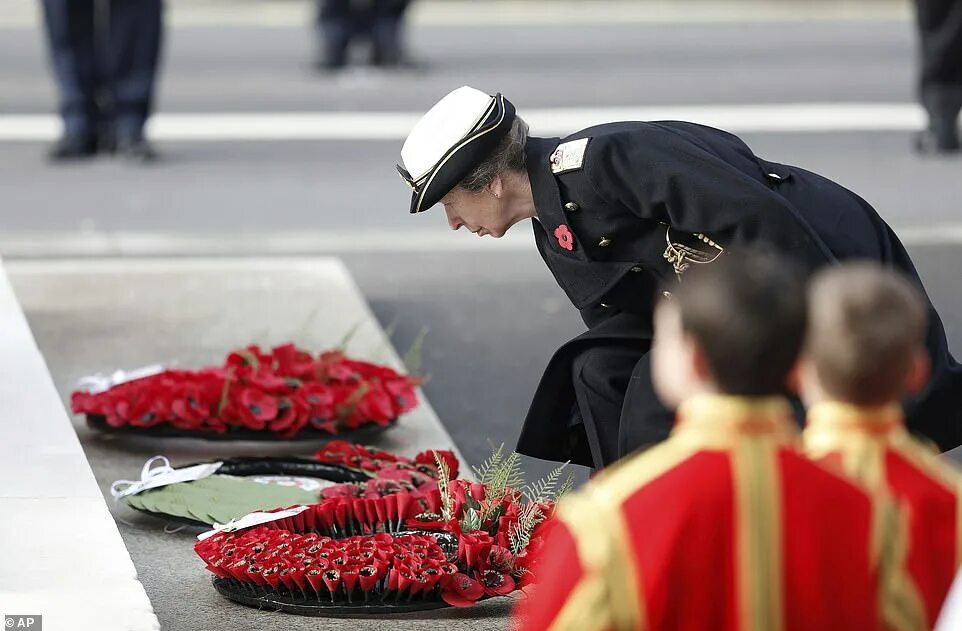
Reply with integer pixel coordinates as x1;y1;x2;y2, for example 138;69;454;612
513;395;923;631
805;402;962;628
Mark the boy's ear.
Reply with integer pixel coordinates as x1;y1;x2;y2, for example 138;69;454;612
691;342;712;382
785;360;803;395
905;349;931;396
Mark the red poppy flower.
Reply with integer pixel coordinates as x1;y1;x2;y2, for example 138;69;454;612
296;382;335;420
440;572;485;607
459;531;494;568
269;397;309;436
235;387;278;428
356;381;396;426
271;343;315;377
485;546;516;573
553;224;575;251
478;569;516;596
414;449;459;479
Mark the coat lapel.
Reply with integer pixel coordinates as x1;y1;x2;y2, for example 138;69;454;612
526;136;637;310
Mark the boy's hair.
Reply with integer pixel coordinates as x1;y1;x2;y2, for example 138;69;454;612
672;249;807;395
806;263;927;405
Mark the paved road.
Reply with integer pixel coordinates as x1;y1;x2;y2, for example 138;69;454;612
1;15;960;237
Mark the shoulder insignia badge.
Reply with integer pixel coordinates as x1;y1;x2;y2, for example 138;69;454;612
549;138;590;174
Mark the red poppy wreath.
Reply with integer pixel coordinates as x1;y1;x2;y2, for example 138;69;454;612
194;446;572;614
72;344;420;440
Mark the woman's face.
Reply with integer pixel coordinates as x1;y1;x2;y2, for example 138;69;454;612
439;182;522;239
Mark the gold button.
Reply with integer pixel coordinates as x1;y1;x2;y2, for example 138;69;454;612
598;237;612;247
662;291;673;299
564;202;579;212
630;266;643;272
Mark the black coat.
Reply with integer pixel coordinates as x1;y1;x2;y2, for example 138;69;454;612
517;121;962;464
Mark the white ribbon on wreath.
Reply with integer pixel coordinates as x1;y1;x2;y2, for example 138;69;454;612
111;455;223;499
197;505;311;541
77;363;169;394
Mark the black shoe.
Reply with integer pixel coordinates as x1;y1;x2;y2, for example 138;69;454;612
47;134;98;161
915;117;960;154
314;57;347;73
115;135;157;163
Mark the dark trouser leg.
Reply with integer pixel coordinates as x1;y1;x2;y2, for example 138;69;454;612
41;0;99;138
617;354;674;459
108;0;163;140
370;0;409;66
571;345;648;468
914;0;962;149
317;0;353;68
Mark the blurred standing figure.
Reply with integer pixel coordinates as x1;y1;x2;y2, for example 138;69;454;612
914;0;962;153
316;0;412;71
42;0;163;161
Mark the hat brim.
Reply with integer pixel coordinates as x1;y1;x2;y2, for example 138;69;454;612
400;94;516;215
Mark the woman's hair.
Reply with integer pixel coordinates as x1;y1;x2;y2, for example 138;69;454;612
458;116;529;191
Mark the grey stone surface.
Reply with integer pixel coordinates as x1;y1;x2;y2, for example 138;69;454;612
9;259;511;631
0;263;159;631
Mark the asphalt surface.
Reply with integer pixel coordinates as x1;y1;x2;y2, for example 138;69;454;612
3;3;962;629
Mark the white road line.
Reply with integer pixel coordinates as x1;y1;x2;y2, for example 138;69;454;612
0;0;910;30
0;224;959;259
0;103;928;142
0;229;535;257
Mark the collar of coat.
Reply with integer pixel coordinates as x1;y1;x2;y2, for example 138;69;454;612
672;394;799;448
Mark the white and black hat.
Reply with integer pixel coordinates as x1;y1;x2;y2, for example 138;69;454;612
397;86;517;214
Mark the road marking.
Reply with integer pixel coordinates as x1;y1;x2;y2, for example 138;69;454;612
0;103;928;142
1;223;960;259
0;0;909;30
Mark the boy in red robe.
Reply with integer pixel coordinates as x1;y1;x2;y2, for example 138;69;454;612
513;252;922;631
801;263;962;628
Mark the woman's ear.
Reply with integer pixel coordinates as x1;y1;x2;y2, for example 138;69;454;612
488;174;504;200
904;348;931;396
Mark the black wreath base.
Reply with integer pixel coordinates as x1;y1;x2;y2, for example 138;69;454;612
214;456;371;482
86;414;397;442
212;577;456;616
210;531;463;615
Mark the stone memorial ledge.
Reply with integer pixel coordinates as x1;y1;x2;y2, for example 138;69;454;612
0;257;160;631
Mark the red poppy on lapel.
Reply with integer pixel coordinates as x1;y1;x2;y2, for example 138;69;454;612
553;224;575;251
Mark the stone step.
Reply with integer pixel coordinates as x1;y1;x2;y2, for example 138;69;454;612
0;257;160;631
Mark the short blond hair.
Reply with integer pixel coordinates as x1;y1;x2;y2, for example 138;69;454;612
806;263;927;405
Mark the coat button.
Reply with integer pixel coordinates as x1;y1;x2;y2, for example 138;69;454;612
662;291;673;300
767;172;782;180
564;202;579;212
600;303;611;309
630;266;643;272
598;237;612;247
